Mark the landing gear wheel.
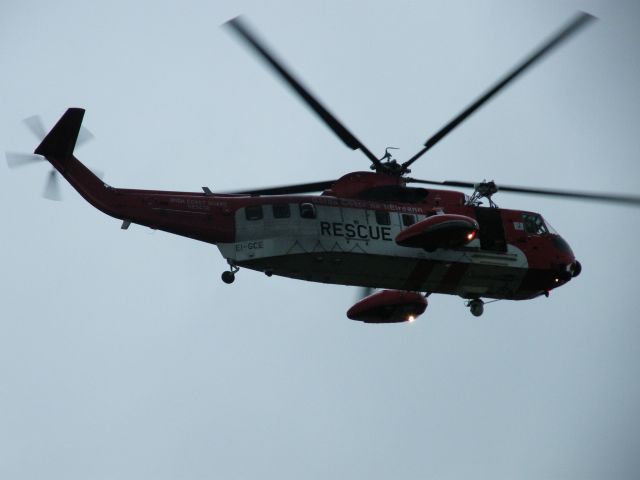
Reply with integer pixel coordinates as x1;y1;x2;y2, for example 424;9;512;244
221;262;240;284
221;271;235;284
469;299;484;317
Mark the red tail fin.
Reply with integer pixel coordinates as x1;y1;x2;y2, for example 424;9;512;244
34;108;84;162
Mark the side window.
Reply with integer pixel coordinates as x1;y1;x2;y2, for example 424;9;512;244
299;203;317;219
522;213;548;235
402;214;416;227
375;211;390;226
245;205;263;221
272;204;291;219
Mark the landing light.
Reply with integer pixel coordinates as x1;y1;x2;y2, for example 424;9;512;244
407;315;416;323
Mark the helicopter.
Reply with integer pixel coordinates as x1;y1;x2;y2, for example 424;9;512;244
6;12;640;323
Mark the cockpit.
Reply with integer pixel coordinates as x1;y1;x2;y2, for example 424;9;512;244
522;212;557;236
522;211;576;261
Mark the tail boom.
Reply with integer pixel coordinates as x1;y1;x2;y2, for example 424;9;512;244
35;108;235;244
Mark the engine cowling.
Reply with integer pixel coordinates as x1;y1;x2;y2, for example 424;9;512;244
347;290;427;323
395;214;479;251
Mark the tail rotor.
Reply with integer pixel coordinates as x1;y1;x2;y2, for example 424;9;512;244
5;114;96;201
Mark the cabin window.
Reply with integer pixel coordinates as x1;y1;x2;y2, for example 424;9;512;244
522;213;548;235
375;211;391;226
272;204;291;219
402;214;416;227
245;205;263;221
299;203;317;219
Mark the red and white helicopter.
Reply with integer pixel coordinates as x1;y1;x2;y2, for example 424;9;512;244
7;12;640;323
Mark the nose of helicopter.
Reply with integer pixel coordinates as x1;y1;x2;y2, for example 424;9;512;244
571;260;582;277
550;234;581;283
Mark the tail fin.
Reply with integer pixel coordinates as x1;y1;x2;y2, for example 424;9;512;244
34;108;85;161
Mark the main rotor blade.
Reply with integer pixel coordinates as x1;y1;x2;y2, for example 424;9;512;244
227;179;336;196
402;11;595;171
225;16;382;169
406;178;640;206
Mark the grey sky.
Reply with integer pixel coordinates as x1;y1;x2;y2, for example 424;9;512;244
1;0;639;479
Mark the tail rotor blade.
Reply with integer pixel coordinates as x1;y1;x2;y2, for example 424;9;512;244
23;115;47;140
42;170;62;201
77;126;95;148
6;152;45;169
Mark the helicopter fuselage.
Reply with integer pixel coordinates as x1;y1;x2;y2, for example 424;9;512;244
43;143;577;302
218;186;577;301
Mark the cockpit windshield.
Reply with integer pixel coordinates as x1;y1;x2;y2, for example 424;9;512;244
522;213;548;235
544;217;558;235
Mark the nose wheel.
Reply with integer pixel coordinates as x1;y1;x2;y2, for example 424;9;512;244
221;264;240;284
466;299;484;317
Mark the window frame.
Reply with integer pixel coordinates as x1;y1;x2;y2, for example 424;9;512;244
245;205;264;221
272;203;291;219
522;213;548;236
299;202;317;219
375;210;391;226
401;213;416;227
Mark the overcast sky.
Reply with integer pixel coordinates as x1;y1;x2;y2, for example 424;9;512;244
1;0;639;479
